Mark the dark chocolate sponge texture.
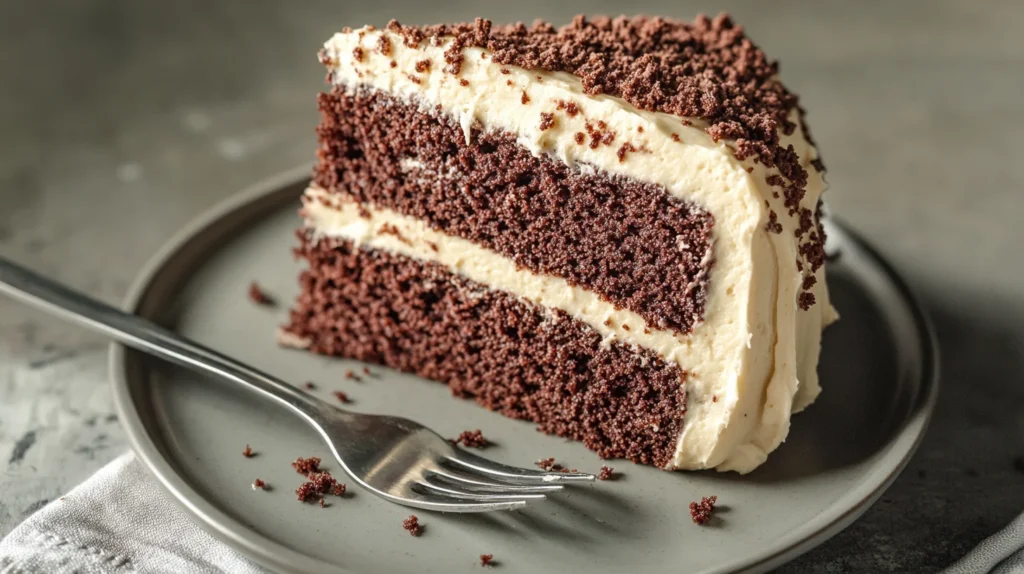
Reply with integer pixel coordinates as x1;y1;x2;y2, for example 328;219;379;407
313;88;715;334
284;232;687;467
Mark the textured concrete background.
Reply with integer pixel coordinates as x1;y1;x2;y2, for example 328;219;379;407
1;1;1022;571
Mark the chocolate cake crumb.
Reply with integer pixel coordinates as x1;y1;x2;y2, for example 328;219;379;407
584;120;615;149
292;456;322;476
689;495;718;525
459;78;469;87
671;133;680;142
403;515;424;536
333;390;350;403
243;444;254;458
506;79;514;86
452;429;489;448
248;282;274;306
480;554;495;567
376;34;392;56
333;483;347;496
598;466;615;480
766;211;783;234
319;498;327;508
534;457;575;472
637;126;644;133
798;291;816;310
555;99;580;117
296;471;343;504
252;478;267;490
616;142;638;162
344;369;362;381
303;381;316;390
390;60;397;68
404;73;422;84
539;112;555;131
521;91;530;104
500;68;510;74
415;59;431;73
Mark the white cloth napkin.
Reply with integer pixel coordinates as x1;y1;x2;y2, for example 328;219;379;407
0;452;267;574
944;512;1024;574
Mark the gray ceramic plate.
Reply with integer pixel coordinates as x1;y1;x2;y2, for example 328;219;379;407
111;167;938;574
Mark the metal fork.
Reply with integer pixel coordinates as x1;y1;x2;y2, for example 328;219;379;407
0;257;594;512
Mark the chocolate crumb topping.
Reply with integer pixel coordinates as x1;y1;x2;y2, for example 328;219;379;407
574;132;585;145
584;120;615;149
538;112;555;131
459;78;469;87
520;90;530;104
555;99;580;117
689;495;718;525
536;457;556;471
376;34;391;56
415;59;431;73
616;142;639;162
598;466;615;480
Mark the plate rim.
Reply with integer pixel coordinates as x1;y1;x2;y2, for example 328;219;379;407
109;168;940;574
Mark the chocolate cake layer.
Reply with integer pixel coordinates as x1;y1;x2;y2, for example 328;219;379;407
314;88;715;334
284;232;687;467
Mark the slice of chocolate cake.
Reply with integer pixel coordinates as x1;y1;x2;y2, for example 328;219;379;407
282;14;837;473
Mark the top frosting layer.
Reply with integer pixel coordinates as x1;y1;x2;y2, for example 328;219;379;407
344;14;827;305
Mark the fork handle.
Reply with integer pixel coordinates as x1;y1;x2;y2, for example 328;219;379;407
0;256;326;422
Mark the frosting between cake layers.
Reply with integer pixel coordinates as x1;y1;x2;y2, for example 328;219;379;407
318;28;836;473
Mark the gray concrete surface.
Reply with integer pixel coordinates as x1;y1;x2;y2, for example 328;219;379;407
1;1;1022;571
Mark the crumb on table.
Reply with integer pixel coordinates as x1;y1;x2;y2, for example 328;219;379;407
598;466;615;480
480;554;495;567
252;478;267;490
291;456;321;475
452;429;489;448
403;515;424;536
242;444;254;458
303;381;316;390
248;282;275;306
333;390;350;403
689;495;718;525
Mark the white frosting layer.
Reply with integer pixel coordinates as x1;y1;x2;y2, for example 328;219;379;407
319;28;836;473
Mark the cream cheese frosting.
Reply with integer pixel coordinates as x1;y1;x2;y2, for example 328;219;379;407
316;28;836;473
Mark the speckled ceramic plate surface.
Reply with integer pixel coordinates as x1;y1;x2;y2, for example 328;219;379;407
111;167;938;574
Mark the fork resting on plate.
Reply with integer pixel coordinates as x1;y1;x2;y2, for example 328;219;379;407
0;256;594;513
